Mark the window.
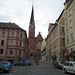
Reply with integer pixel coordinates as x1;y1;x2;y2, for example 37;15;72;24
2;31;5;37
62;27;64;32
11;32;14;37
67;36;69;43
20;42;22;47
63;50;65;56
66;63;69;66
1;40;4;45
19;50;21;55
66;24;68;30
70;63;73;67
70;20;72;27
10;50;13;55
62;38;65;44
20;33;22;38
65;13;67;19
11;40;14;46
0;49;3;54
69;9;71;15
70;33;73;42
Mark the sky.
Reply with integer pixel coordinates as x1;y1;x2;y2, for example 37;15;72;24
0;0;65;38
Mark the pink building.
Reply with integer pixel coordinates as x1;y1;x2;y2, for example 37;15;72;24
0;22;28;63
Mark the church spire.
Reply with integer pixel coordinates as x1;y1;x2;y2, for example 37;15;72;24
30;6;35;26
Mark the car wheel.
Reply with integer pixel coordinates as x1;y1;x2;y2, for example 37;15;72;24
64;69;67;73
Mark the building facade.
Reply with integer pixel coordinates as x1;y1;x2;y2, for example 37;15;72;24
28;6;43;59
41;39;46;62
46;10;65;63
0;22;28;63
64;0;75;60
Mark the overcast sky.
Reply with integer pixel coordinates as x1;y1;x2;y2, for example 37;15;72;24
0;0;65;38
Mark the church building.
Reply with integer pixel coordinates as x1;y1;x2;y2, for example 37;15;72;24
28;6;43;59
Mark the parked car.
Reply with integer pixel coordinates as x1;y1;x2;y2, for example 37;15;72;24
14;60;31;66
63;61;75;74
25;60;31;66
0;61;11;73
53;61;63;69
14;62;24;66
0;65;10;73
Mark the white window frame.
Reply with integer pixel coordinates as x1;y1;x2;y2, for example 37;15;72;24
70;20;72;27
11;40;14;46
70;33;73;42
2;31;5;37
11;32;15;37
69;8;71;16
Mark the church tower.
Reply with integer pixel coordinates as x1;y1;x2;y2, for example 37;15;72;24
28;6;35;57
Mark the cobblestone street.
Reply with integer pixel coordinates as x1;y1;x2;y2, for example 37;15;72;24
1;60;72;75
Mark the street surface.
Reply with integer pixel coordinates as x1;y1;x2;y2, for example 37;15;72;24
1;60;72;75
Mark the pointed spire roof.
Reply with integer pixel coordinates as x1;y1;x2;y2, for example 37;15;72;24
30;6;35;26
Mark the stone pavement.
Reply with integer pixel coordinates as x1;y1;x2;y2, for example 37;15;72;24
30;59;49;66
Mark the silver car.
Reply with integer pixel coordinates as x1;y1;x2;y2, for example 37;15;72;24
63;61;75;74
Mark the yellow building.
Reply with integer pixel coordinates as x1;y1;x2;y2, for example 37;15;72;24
46;9;65;63
41;39;46;62
45;34;51;63
64;0;75;60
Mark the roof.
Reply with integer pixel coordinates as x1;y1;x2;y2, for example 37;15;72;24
56;9;64;23
29;6;35;26
0;22;25;31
